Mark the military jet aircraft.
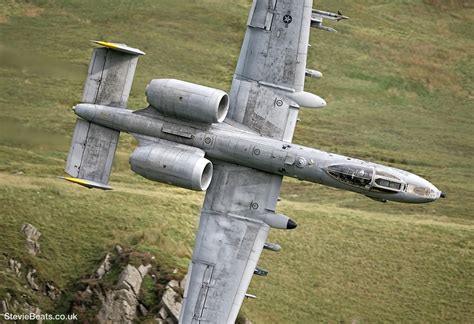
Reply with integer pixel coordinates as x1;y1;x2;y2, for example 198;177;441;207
63;1;445;323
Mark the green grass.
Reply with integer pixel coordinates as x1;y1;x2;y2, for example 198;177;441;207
0;0;473;322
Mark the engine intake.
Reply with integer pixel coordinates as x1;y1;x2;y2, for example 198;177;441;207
146;79;229;124
129;143;213;191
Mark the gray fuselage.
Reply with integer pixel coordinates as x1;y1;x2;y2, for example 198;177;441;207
74;103;443;204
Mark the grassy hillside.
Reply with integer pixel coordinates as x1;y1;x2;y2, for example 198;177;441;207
0;0;473;322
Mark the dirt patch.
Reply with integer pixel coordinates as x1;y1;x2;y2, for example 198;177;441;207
24;5;43;18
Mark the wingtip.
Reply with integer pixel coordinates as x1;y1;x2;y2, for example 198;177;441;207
91;40;145;56
61;176;113;190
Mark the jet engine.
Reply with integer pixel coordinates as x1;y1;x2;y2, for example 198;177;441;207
129;143;213;191
146;79;229;124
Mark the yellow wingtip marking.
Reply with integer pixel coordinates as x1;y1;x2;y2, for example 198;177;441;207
63;177;89;186
95;41;119;49
91;40;145;55
61;176;112;190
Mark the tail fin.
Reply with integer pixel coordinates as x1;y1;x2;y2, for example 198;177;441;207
64;41;144;189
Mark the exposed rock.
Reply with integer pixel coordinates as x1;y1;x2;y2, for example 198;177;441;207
1;295;10;313
158;307;168;319
72;247;196;323
8;258;21;277
26;268;39;290
22;302;42;323
244;318;253;324
139;303;148;316
180;274;188;290
11;299;19;310
161;282;182;322
45;282;60;300
138;264;152;278
96;288;138;324
167;280;180;290
80;286;93;300
94;253;112;279
1;299;8;312
165;317;176;324
96;262;152;324
21;223;41;256
117;265;142;296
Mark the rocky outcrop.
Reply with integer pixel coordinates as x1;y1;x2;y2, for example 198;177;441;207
96;262;151;323
154;277;187;323
96;287;139;324
0;293;42;323
1;225;48;321
161;280;182;321
117;265;143;295
26;268;40;290
21;223;41;256
8;258;21;277
94;253;111;280
70;247;155;324
45;282;60;300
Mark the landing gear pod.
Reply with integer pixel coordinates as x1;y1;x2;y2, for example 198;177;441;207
146;79;229;124
129;143;213;191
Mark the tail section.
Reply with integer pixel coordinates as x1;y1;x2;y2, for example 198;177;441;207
64;41;144;189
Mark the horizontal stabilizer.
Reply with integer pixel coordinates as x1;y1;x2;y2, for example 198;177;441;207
61;177;113;190
65;42;143;185
65;119;120;184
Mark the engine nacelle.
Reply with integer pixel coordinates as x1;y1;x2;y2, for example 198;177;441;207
129;143;213;191
146;79;229;124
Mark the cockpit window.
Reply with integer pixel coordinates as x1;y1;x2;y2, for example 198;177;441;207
373;170;404;192
375;178;401;190
326;164;373;189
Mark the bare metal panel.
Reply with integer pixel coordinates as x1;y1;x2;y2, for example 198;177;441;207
248;0;277;30
82;48;139;107
180;161;279;323
229;0;313;140
76;123;119;184
65;118;90;178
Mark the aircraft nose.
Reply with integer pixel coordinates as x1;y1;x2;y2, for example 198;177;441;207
405;173;443;202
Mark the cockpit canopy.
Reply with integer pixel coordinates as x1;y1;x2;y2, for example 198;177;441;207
326;164;373;189
326;164;405;193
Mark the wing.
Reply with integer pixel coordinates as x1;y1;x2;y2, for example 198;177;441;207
181;1;314;322
180;161;284;324
228;0;317;141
